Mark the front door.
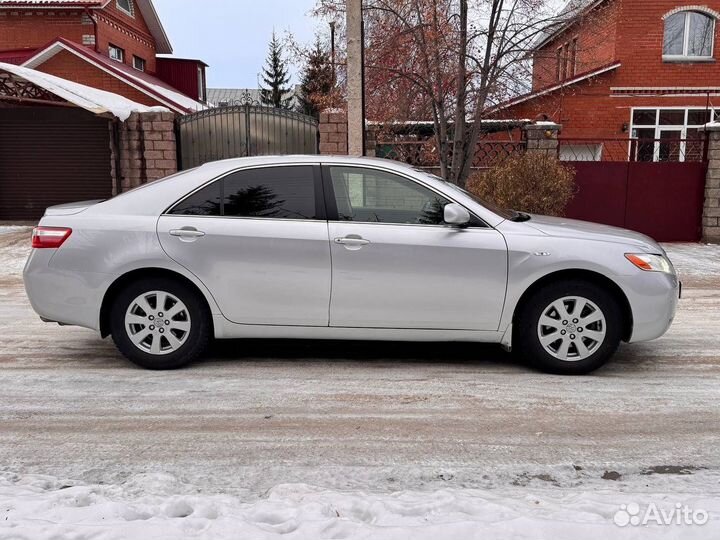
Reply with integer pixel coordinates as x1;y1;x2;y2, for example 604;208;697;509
158;164;331;326
325;165;508;331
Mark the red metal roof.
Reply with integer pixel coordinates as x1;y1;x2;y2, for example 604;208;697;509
0;48;36;65
23;38;205;113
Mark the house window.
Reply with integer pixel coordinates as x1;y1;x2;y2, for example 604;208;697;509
556;38;579;81
133;56;146;72
630;107;711;162
663;10;715;59
556;46;563;80
117;0;134;16
109;44;124;63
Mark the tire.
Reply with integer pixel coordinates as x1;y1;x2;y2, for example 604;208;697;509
110;277;211;370
514;279;623;375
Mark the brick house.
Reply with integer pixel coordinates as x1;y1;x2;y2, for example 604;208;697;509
0;0;207;112
498;0;720;160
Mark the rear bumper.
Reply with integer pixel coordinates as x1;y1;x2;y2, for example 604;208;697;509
624;271;680;343
23;249;106;332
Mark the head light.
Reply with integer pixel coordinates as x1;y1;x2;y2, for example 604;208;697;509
625;253;674;274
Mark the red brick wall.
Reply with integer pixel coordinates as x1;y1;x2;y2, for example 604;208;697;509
37;49;164;108
95;2;157;73
532;0;619;90
0;3;158;72
614;0;720;87
0;10;88;50
507;0;720;139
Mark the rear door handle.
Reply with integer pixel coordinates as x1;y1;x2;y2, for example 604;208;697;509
170;228;206;239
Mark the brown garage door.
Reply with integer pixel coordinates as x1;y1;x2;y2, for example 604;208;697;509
0;107;112;220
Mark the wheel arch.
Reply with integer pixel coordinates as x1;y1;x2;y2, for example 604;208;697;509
100;268;215;338
512;269;634;342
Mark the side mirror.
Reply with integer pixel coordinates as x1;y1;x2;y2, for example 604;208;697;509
444;203;471;226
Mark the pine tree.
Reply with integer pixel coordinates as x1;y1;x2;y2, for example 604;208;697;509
260;32;293;109
297;38;334;119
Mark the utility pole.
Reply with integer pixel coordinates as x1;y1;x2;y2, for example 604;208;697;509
346;0;364;156
329;21;336;106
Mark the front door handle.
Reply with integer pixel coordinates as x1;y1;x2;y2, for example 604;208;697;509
170;228;206;239
334;235;370;249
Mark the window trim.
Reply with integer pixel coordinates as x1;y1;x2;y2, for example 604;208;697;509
108;44;124;63
320;164;489;229
116;0;134;17
132;55;146;72
662;10;716;61
164;164;327;221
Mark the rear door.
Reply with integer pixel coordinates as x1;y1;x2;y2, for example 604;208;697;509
324;165;508;331
158;164;331;326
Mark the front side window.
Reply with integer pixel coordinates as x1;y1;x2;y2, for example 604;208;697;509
664;10;715;58
170;166;318;220
109;44;124;63
329;167;451;225
117;0;134;16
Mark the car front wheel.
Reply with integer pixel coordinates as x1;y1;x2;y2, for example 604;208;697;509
110;278;211;370
514;280;623;375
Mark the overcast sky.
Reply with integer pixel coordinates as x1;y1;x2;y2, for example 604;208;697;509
153;0;319;89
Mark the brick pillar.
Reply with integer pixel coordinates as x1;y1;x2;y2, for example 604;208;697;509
523;122;561;156
702;126;720;242
116;111;177;192
319;109;348;155
365;124;379;157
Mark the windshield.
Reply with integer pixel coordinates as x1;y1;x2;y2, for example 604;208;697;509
416;170;517;220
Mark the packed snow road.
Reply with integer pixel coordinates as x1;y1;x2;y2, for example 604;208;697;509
1;226;719;538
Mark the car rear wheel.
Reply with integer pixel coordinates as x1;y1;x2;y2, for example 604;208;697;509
514;280;623;375
110;278;211;370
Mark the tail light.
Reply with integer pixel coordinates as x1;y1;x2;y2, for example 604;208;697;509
32;227;72;249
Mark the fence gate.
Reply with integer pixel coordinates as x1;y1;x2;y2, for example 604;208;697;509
560;138;708;242
176;101;319;170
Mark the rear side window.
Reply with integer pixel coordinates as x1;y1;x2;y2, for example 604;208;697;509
170;166;318;219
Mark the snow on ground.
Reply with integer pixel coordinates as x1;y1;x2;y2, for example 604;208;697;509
1;228;719;539
2;472;719;540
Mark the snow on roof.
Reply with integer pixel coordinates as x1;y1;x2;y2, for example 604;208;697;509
22;39;205;113
533;0;603;50
0;61;168;120
0;0;172;54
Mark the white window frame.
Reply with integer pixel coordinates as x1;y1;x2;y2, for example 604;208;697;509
133;55;146;72
628;106;712;162
116;0;134;17
108;44;124;63
663;10;716;61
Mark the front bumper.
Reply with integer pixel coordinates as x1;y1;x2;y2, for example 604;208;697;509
623;271;680;343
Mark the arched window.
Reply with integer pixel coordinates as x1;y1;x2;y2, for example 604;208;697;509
664;10;715;58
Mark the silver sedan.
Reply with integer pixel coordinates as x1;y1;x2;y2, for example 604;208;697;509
24;156;680;374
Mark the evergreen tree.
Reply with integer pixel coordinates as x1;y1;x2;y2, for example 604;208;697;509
260;32;293;109
297;37;334;119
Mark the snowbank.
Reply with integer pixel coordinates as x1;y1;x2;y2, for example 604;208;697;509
1;473;718;540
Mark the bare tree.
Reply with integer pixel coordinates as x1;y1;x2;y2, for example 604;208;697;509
315;0;585;186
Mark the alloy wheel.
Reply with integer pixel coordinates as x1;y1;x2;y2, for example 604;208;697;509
125;291;192;356
537;296;607;362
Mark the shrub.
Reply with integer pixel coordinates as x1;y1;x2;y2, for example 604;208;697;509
466;153;576;216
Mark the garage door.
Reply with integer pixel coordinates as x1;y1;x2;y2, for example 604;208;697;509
0;107;112;220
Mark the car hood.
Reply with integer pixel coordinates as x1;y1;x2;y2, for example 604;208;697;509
524;214;662;252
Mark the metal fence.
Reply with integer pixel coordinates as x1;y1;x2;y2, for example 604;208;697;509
376;139;526;169
558;137;708;163
176;103;319;170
